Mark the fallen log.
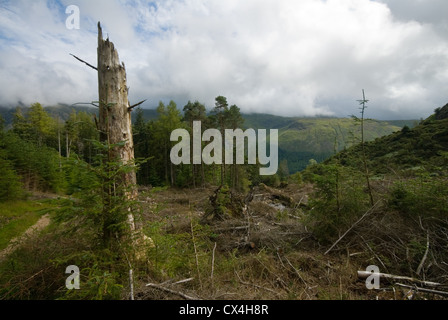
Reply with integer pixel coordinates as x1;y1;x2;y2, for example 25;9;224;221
259;183;297;207
357;271;441;287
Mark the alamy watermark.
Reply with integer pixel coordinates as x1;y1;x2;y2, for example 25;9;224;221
66;5;80;30
170;121;278;175
65;265;80;290
365;265;380;289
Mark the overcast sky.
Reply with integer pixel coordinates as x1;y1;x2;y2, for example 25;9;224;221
0;0;447;119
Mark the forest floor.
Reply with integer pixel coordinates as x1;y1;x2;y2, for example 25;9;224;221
0;186;446;300
132;183;446;300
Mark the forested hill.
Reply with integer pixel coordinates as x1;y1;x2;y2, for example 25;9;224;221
242;114;416;172
0;104;159;126
0;103;417;173
317;103;448;175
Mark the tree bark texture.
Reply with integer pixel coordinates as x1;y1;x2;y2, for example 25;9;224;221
97;22;137;232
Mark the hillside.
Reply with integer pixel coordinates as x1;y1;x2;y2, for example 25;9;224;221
242;113;414;172
294;103;448;299
319;103;448;175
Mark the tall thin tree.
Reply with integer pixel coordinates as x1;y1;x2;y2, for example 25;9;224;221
357;89;374;206
213;96;229;186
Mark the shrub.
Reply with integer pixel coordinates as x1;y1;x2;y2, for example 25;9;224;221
304;164;371;243
0;158;23;201
388;177;448;218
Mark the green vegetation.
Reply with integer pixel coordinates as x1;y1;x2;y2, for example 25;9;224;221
0;157;23;202
0;201;52;250
300;102;448;287
0;99;447;301
276;117;403;173
1;104;410;176
323;115;448;176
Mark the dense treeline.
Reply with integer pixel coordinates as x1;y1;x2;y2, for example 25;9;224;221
0;102;99;200
0;97;285;201
3;99;446;201
133;96;278;190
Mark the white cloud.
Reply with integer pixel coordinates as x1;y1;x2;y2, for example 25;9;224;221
0;0;447;119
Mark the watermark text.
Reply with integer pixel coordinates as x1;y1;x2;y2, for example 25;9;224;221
170;121;278;175
65;265;80;290
66;5;80;30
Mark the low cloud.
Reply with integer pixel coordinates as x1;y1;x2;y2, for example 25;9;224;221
0;0;447;119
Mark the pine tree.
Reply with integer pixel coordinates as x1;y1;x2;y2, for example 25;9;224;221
212;96;229;186
226;104;244;189
183;101;207;187
356;89;374;206
155;101;183;186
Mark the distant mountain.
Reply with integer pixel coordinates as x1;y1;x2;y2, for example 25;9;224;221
241;113;296;130
44;104;97;120
0;104;159;127
0;107;15;128
242;113;414;173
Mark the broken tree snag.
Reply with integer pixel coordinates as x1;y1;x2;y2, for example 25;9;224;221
97;22;150;258
97;22;134;172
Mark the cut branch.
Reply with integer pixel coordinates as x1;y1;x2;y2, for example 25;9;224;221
324;200;382;255
416;228;430;276
172;278;194;285
145;282;199;300
70;53;98;71
211;242;217;287
357;271;441;287
234;271;281;297
394;283;448;297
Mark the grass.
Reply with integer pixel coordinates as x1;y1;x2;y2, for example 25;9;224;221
0;200;53;251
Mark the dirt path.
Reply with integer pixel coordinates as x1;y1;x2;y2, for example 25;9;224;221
0;214;51;261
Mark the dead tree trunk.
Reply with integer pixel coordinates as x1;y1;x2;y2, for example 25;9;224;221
97;22;137;227
97;22;151;258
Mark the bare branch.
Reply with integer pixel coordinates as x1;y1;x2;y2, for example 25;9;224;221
395;283;448;297
70;53;98;71
357;271;441;287
211;242;217;287
146;282;200;300
416;231;430;276
128;99;147;111
325;200;382;255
